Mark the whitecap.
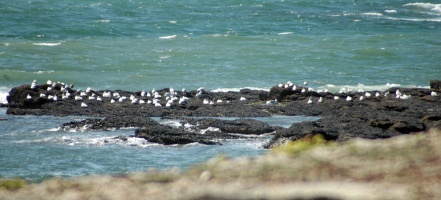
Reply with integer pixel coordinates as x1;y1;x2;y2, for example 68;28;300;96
33;70;55;74
277;32;293;35
159;35;177;40
385;10;397;13
403;3;441;14
32;42;61;46
0;86;10;104
362;12;383;16
211;87;270;93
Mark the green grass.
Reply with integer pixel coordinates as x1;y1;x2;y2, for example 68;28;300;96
0;179;26;191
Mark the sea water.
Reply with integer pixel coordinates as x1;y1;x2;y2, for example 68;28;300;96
1;1;440;181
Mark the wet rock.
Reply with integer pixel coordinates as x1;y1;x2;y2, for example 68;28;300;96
430;80;441;89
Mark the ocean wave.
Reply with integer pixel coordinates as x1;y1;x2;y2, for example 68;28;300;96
32;42;62;46
0;86;10;104
211;87;270;92
404;3;441;14
159;35;177;40
33;70;55;74
320;83;428;93
362;12;383;16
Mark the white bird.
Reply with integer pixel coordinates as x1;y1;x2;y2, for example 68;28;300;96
203;99;209;104
131;98;138;104
240;97;246;101
88;96;96;100
130;95;136;101
359;96;364;101
96;97;102;101
53;96;58;101
318;97;323;103
217;99;223;104
46;80;52;85
139;100;146;104
30;80;38;89
141;90;146;97
365;92;371;97
147;100;152;104
47;87;52;92
278;83;283;88
179;97;188;105
301;88;306;93
431;91;438;96
400;94;411;100
266;99;278;105
86;87;92;93
209;101;215;105
154;102;162;107
304;81;308;86
26;94;32;99
47;95;54;100
292;85;297;91
307;97;313;104
80;91;87;97
182;88;186;94
81;102;88;107
40;93;46;98
346;96;352;101
146;92;152;97
334;96;339;100
166;102;171;107
110;99;116;104
195;91;203;99
75;96;83;101
375;92;380;97
384;91;390;97
197;87;205;92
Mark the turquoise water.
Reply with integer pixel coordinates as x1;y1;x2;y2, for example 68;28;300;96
1;1;440;181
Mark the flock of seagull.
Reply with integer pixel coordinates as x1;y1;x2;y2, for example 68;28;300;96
276;80;438;105
26;80;249;108
26;80;438;108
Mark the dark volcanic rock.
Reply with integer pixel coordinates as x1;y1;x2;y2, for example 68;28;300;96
134;125;240;145
4;81;441;146
430;80;441;89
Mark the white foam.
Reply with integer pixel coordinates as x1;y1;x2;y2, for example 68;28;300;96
362;12;383;16
320;83;428;93
32;42;61;46
159;35;177;40
211;87;270;93
404;3;441;14
385;10;397;13
277;32;293;35
33;70;55;74
0;86;9;104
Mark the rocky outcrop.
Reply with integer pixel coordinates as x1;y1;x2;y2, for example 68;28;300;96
3;81;441;146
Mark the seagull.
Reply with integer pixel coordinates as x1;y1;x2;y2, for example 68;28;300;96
47;80;52;85
307;97;313;104
86;87;92;93
431;91;438;96
53;96;58;101
75;96;83;101
141;90;146;97
47;87;52;91
139;100;146;104
304;81;308;86
26;94;32;99
96;97;102;101
318;97;323;103
365;92;371;97
292;85;297;91
266;99;278;105
240;97;246;101
88;96;96;100
334;96;339;100
217;99;223;104
81;102;88;108
346;96;352;101
110;99;116;104
31;80;38;89
359;96;364;101
203;99;209;104
278;83;283;88
301;88;306;93
375;92;380;97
